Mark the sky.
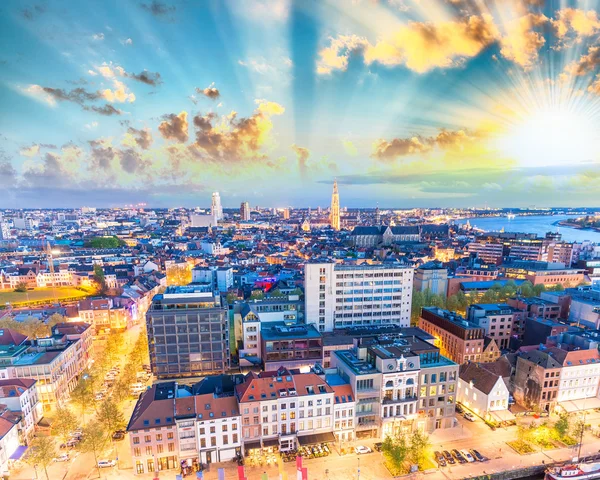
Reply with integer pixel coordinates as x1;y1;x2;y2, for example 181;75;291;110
1;0;600;208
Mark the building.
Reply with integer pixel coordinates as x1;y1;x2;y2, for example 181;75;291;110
0;379;42;443
521;317;569;346
128;383;179;475
513;349;561;412
211;192;223;221
457;362;513;424
240;202;251;221
146;286;230;379
191;266;233;293
329;381;355;445
0;323;93;412
499;260;586;287
467;304;524;350
349;226;420;247
282;208;290;220
78;297;134;332
0;414;20;477
414;261;448;296
260;323;322;370
305;262;413;332
418;307;498;364
190;213;217;228
330;180;340;231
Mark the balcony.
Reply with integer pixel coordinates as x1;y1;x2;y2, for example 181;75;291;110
382;395;418;405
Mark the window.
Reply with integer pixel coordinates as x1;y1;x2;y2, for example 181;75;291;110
223;435;229;445
144;435;151;443
210;426;216;434
156;434;162;441
168;443;175;452
200;438;206;448
134;447;141;457
146;446;153;456
233;433;238;443
211;437;217;447
167;432;173;440
157;444;164;454
133;436;140;445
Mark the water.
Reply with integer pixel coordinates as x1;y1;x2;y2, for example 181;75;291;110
455;215;600;244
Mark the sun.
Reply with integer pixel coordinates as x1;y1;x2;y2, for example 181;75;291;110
498;104;600;168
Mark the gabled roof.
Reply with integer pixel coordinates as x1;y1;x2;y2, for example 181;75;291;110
194;393;239;420
127;383;176;432
332;384;354;404
459;362;502;395
0;329;27;346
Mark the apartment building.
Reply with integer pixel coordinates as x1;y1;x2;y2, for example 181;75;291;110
513;350;562;412
146;286;230;379
305;262;413;333
418;307;498;364
0;323;93;412
260;323;322;370
330;383;355;444
467;304;524;350
552;348;600;406
78;297;134;332
0;379;42;443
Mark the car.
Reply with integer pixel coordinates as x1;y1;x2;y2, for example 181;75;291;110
451;449;466;464
94;393;105;401
442;451;455;465
112;430;126;441
463;412;476;422
354;446;372;454
470;449;485;462
54;453;70;462
455;404;464;414
434;451;447;467
97;460;116;468
460;450;475;463
374;442;383;452
65;439;80;448
69;429;83;437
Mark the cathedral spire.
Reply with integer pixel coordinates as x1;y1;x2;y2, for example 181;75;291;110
330;178;340;231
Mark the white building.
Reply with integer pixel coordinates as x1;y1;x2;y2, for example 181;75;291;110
0;379;43;442
211;192;223;221
305;262;413;332
190;213;218;228
200;241;229;256
331;383;355;445
0;416;19;477
555;348;600;403
457;363;512;423
194;394;242;463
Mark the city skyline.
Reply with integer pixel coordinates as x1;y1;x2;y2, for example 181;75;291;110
1;0;600;208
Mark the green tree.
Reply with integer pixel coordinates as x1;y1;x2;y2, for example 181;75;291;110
51;406;79;443
408;429;431;469
446;295;459;312
519;281;535;298
104;332;125;365
550;283;565;292
70;373;95;421
112;379;131;404
25;436;56;480
572;419;585;442
22;316;50;339
47;313;65;329
97;399;127;434
14;281;28;292
249;290;265;300
80;420;108;478
382;434;408;473
554;414;569;439
533;284;546;296
93;265;108;295
85;236;125;249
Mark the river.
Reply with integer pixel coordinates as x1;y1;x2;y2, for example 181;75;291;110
455;215;600;244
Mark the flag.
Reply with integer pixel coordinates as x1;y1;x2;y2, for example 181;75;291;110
262;473;269;480
218;468;225;480
238;465;246;480
301;467;308;480
176;476;183;480
197;471;204;479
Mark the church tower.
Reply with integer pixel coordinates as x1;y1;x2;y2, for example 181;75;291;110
330;179;340;231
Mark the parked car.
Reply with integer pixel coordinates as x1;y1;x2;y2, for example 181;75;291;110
65;439;80;448
112;430;126;441
463;412;476;422
374;442;383;452
451;449;466;464
455;404;464;414
354;446;372;454
94;393;105;401
54;453;70;462
460;450;475;463
442;451;455;465
97;460;116;468
434;451;447;467
69;429;83;437
470;449;485;462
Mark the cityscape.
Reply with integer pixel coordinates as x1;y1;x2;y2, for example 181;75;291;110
1;1;600;480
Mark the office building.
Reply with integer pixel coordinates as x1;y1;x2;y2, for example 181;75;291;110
146;286;230;379
211;192;223;221
260;323;323;370
240;202;251;221
305;262;413;332
467;304;524;350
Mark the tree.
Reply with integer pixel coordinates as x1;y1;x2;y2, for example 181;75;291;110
112;379;131;404
70;373;95;421
572;419;585;442
80;420;108;478
382;434;408;473
47;313;65;330
14;281;28;292
25;436;56;480
93;265;108;295
21;316;50;339
85;236;125;249
408;429;430;469
533;284;546;296
519;281;535;298
554;414;569;439
51;406;78;443
104;332;125;365
97;399;127;434
166;264;192;286
249;290;265;300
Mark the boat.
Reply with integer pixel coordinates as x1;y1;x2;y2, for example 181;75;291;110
507;213;516;220
546;462;600;480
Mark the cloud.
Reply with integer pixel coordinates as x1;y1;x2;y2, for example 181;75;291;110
565;45;600;77
89;139;116;172
127;127;153;149
20;145;40;157
126;70;162;86
191;99;285;163
159;112;189;143
84;121;99;130
291;144;310;177
499;14;548;69
119;148;149;174
342;139;358;156
94;63;162;86
372;128;479;161
551;9;600;49
482;182;503;191
22;4;46;20
318;15;499;75
140;1;175;17
121;38;133;46
87;104;122;116
588;74;600;95
100;80;136;103
22;85;100;107
196;83;220;99
92;33;105;41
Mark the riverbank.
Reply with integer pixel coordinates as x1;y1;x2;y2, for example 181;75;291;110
557;220;600;233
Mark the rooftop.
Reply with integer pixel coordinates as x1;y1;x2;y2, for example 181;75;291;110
261;322;321;341
334;350;378;376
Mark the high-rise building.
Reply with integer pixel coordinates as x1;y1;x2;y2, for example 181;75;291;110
240;201;250;221
330;180;340;231
146;286;230;379
282;208;290;220
305;262;413;332
211;192;223;220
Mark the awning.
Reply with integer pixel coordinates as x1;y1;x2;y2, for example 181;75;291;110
297;431;336;445
10;446;28;460
263;438;279;448
245;441;261;451
559;397;600;413
489;409;516;423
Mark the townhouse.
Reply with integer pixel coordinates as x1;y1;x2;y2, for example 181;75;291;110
0;379;42;443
